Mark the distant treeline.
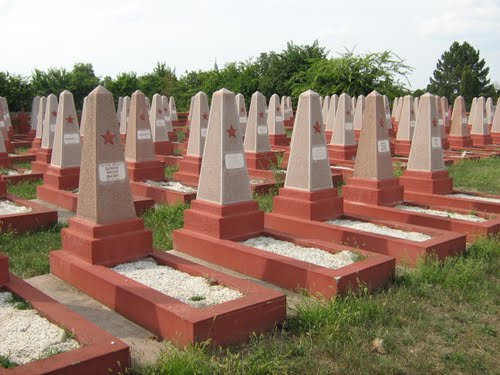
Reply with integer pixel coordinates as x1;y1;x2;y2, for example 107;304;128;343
0;41;420;113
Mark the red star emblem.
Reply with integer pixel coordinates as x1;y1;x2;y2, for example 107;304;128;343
240;107;245;113
66;116;74;124
259;112;264;119
164;107;168;112
202;112;209;120
410;109;414;116
432;118;438;127
378;116;385;128
226;124;237;138
276;106;281;112
51;110;57;117
101;130;115;145
313;121;322;134
157;109;162;114
345;110;351;116
139;112;146;121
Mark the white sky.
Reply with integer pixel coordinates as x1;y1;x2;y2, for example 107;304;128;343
1;0;498;90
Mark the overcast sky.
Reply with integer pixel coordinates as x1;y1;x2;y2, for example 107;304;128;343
0;0;498;90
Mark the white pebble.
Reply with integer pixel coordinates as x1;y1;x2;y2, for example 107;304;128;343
0;292;79;365
327;219;432;242
0;200;32;215
396;205;487;222
450;193;500;204
113;258;242;308
241;236;358;269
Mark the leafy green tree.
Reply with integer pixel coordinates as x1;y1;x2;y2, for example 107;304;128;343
68;63;100;108
0;72;33;111
139;62;178;99
102;72;140;102
31;67;71;98
428;41;495;106
290;50;412;100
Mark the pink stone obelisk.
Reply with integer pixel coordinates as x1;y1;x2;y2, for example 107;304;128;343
328;93;357;161
169;96;178;122
273;90;342;220
470;97;492;146
399;93;453;194
28;96;40;140
325;94;339;142
343;90;403;206
321;95;330;126
37;90;82;198
244;91;277;170
448;96;473;148
32;94;58;173
267;94;289;146
59;85;152;264
161;95;175;141
173;91;209;185
394;95;416;156
80;96;88;138
150;93;173;155
353;95;365;141
119;96;130;144
31;96;46;151
125;90;164;182
181;88;263;239
236;93;247;139
491;98;500;144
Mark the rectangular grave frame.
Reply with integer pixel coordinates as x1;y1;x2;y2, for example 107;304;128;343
343;200;499;243
0;254;130;375
263;212;465;266
0;193;57;234
50;249;286;347
129;180;197;205
403;189;500;215
173;229;395;298
35;185;154;215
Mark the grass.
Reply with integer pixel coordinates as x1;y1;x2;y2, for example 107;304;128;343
139;235;500;375
142;203;188;250
164;165;179;180
0;355;16;369
0;224;64;278
12;161;32;170
176;130;186;143
14;146;30;154
448;157;500;195
7;179;42;199
6;292;32;310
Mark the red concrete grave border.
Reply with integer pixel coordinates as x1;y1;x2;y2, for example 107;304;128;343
173;228;395;299
36;186;154;215
403;189;500;215
50;249;286;347
130;180;197;205
0;193;57;233
0;171;43;185
343;200;499;243
264;212;466;266
0;254;130;375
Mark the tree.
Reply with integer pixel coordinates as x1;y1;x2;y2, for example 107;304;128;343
0;72;33;112
290;50;412;100
68;63;100;108
428;41;495;106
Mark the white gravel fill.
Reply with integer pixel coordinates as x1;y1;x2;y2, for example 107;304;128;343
331;166;353;170
112;258;242;308
396;205;487;222
0;200;32;215
450;193;500;204
241;236;358;269
0;292;79;365
327;219;432;242
145;180;197;193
